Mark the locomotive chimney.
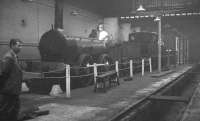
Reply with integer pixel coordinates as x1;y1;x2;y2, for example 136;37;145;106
54;0;64;30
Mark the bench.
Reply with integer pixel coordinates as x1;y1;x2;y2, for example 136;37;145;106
95;70;119;92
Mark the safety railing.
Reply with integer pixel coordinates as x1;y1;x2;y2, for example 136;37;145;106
20;53;177;98
20;57;154;98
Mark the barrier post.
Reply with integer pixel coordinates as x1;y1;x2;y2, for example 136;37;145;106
176;37;179;65
130;60;133;78
93;63;97;84
66;64;70;98
142;59;144;76
149;57;152;73
115;61;119;77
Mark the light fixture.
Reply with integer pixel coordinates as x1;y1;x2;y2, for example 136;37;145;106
21;0;34;2
70;10;80;16
137;5;146;11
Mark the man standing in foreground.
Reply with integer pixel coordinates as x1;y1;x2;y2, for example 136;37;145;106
0;38;23;121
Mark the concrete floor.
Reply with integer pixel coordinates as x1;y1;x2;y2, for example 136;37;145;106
20;65;192;121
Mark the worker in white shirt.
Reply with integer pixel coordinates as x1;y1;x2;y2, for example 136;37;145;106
97;24;109;46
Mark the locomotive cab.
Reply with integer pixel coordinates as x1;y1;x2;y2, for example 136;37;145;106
129;32;158;58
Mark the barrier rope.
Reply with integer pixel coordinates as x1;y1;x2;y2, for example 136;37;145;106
24;75;66;79
21;58;145;75
70;73;94;78
42;68;65;73
43;76;66;79
119;67;130;71
25;73;95;79
98;69;116;75
42;65;93;74
36;66;92;75
70;66;93;69
22;57;153;80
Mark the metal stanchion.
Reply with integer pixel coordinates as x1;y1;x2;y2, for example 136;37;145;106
130;60;133;78
93;63;98;85
66;64;71;98
142;59;144;76
115;61;119;77
149;57;152;73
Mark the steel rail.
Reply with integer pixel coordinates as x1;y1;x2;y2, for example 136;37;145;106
109;67;194;121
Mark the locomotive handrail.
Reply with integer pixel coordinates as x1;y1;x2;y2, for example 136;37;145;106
65;35;98;41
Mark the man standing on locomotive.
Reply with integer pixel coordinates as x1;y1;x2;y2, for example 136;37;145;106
97;23;109;46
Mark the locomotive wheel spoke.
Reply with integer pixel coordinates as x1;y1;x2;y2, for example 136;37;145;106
78;54;93;87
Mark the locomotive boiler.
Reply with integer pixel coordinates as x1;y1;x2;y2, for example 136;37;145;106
39;29;109;66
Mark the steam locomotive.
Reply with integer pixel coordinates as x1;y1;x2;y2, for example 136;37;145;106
39;29;160;66
36;28;165;91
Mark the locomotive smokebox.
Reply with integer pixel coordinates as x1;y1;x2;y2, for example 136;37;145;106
39;29;78;64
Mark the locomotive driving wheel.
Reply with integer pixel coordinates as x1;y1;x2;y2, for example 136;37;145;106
98;54;113;73
78;54;93;87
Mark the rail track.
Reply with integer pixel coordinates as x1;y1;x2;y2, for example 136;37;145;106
109;65;200;121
